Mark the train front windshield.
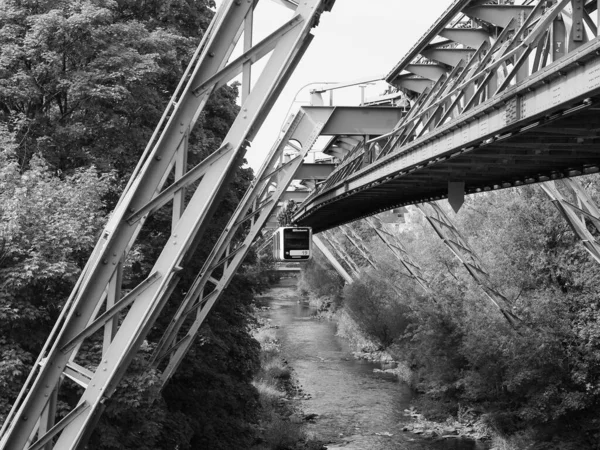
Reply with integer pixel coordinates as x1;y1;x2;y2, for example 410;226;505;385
283;227;310;259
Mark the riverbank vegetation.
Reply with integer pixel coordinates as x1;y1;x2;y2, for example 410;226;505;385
300;180;600;449
251;311;325;450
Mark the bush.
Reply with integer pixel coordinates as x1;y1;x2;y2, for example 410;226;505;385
297;259;343;299
343;270;412;348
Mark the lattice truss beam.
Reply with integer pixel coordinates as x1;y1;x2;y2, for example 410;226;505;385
313;214;431;298
540;177;600;262
415;202;520;326
314;0;598;191
314;204;521;327
294;0;600;232
311;235;353;284
0;1;336;449
365;216;431;293
322;0;600;189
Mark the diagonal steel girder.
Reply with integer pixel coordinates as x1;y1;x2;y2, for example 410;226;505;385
294;4;600;232
540;178;600;263
150;106;335;385
312;234;353;284
365;215;431;293
0;1;336;448
292;0;600;232
416;202;520;327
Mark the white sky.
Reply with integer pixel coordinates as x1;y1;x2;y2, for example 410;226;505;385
213;0;451;170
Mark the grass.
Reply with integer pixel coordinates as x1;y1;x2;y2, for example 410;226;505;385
252;322;308;449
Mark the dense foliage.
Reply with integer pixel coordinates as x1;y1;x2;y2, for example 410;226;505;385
0;1;271;449
309;180;600;449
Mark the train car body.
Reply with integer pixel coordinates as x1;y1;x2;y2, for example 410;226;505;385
273;227;312;261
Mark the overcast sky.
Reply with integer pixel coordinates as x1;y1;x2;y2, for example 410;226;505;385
213;0;451;170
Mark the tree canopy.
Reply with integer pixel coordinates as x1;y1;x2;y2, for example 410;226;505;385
0;2;270;448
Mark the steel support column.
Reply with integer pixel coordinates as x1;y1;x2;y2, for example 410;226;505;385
365;215;431;293
313;235;353;284
322;230;361;277
151;107;334;385
0;1;335;448
416;202;520;326
540;178;600;263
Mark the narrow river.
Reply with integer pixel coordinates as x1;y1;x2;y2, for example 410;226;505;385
256;282;488;450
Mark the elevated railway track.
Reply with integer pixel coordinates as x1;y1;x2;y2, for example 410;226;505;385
294;0;600;231
4;0;600;448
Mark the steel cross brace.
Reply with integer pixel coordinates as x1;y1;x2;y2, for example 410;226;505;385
540;178;600;264
150;107;334;385
330;0;569;180
312;234;354;284
416;202;520;327
321;230;361;277
338;224;378;269
336;222;412;301
294;1;600;229
0;0;334;448
365;216;431;293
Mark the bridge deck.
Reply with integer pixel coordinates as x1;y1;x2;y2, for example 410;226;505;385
294;10;600;232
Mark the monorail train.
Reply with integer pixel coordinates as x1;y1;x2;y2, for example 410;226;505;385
272;226;312;261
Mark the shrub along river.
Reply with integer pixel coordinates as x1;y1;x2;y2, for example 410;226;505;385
256;281;488;450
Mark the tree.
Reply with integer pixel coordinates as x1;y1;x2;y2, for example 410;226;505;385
0;124;114;423
0;0;215;173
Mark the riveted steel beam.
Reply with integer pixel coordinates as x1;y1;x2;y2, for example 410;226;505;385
294;33;600;231
396;76;434;94
152;106;335;385
0;0;336;448
416;202;520;327
280;190;311;202
540;178;600;263
294;163;335;179
313;235;353;283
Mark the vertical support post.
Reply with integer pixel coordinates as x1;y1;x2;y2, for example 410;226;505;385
570;0;585;51
553;14;566;60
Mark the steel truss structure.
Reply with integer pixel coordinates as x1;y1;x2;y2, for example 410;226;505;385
365;216;431;293
294;0;600;232
416;202;520;326
7;0;600;447
312;235;354;284
313;218;428;303
540;178;600;262
321;229;361;278
0;1;336;448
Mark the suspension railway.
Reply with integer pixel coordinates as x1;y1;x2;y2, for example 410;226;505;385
3;0;600;448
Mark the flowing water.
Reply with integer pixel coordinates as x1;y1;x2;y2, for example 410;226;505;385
256;282;489;450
